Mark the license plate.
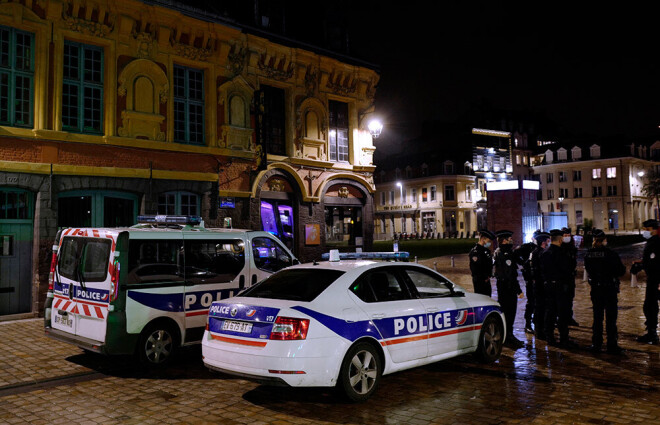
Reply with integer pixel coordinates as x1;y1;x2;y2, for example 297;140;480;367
222;320;252;334
54;313;73;328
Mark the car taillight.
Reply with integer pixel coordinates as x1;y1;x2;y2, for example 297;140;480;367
269;316;310;340
48;252;58;292
109;259;120;302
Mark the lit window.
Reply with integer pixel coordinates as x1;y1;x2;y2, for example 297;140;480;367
592;168;601;179
329;100;349;162
606;167;616;178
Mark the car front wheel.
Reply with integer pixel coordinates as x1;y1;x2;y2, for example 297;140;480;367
476;315;503;363
338;342;381;402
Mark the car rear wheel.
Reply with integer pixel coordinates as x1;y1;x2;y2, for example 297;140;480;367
476;315;503;363
338;342;381;402
138;323;178;366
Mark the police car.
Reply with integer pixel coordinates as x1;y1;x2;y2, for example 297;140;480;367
201;252;505;402
45;215;297;366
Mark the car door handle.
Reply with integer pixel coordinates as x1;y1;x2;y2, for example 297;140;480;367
371;313;385;319
426;307;439;313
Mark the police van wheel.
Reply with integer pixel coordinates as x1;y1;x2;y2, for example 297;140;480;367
138;323;178;367
476;315;503;363
338;342;381;402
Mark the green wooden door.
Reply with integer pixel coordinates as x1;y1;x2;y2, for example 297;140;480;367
0;189;33;316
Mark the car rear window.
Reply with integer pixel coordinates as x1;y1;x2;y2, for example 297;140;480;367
240;268;345;302
58;237;112;282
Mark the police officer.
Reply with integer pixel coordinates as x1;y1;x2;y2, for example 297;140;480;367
635;219;660;344
584;229;626;354
541;229;576;347
561;227;580;327
515;232;538;334
494;230;524;348
470;230;495;297
530;231;551;339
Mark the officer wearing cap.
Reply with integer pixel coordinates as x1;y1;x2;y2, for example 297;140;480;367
561;227;580;327
494;230;524;348
584;229;626;353
469;230;495;297
530;231;551;339
541;229;576;347
634;219;660;344
515;231;539;334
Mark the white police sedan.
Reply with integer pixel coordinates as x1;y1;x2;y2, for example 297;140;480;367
201;254;505;401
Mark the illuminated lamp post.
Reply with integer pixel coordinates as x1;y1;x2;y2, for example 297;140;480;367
368;119;383;139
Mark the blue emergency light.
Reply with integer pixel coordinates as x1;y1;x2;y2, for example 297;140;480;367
320;251;410;261
136;215;202;225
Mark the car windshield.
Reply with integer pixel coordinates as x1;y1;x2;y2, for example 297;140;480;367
240;268;345;302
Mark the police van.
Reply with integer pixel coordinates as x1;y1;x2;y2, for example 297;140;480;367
44;215;298;366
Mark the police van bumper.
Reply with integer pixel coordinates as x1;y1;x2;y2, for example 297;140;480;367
44;327;107;354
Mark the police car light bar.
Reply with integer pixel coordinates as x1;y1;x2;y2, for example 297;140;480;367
321;251;410;261
137;215;202;225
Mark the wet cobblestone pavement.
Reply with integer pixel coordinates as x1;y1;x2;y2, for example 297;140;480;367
0;244;658;424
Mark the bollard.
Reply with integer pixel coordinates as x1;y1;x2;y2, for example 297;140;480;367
415;256;418;263
451;256;455;267
434;261;438;271
631;273;637;287
583;268;588;282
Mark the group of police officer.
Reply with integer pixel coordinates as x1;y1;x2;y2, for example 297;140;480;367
469;220;660;353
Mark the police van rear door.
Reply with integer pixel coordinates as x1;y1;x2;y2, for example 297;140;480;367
51;229;117;343
182;233;248;343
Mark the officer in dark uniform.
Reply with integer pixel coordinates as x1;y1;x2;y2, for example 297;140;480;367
494;230;524;348
530;231;551;339
515;232;539;334
561;227;580;327
634;219;660;344
584;229;626;353
541;229;576;347
469;230;495;297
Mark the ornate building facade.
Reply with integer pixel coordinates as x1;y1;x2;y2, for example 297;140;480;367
0;0;379;319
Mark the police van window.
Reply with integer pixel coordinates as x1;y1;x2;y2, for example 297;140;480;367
58;237;111;282
351;270;411;303
251;237;291;272
127;240;184;285
184;239;245;285
403;268;454;298
80;239;112;281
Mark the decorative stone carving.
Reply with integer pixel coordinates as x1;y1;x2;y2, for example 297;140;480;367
258;53;294;81
62;4;114;37
172;42;212;61
268;178;286;192
327;70;357;95
134;32;155;59
117;59;168;141
227;41;247;77
218;76;255;151
338;187;349;198
295;97;327;162
304;65;318;97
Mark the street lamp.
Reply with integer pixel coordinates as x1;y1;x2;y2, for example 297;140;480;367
368;119;383;139
638;170;645;177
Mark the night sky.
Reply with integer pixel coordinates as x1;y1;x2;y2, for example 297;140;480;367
346;3;660;156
